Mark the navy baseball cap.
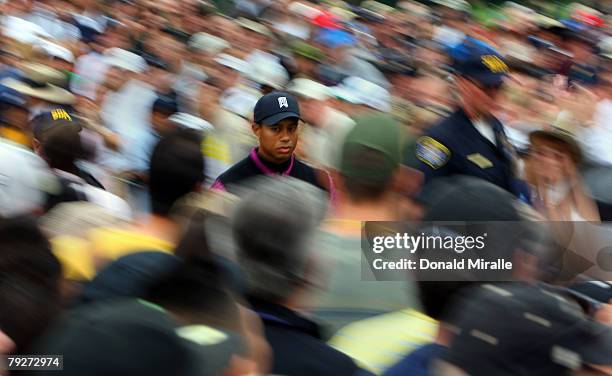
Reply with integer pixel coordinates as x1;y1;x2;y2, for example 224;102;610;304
253;92;301;126
31;109;82;140
0;85;27;109
450;39;509;87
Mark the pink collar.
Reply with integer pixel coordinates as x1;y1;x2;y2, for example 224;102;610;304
250;148;295;176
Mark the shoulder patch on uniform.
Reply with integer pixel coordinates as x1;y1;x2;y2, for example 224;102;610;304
416;136;450;169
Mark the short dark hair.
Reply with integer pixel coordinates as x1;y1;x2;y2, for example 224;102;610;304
0;217;62;350
233;177;320;303
0;216;61;288
417;281;477;320
41;125;90;170
146;257;241;331
149;130;205;216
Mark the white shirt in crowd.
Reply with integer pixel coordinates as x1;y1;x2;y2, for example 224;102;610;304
53;169;132;220
579;99;612;166
71;51;109;100
98;79;158;173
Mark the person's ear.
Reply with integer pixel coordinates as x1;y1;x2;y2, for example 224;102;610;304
32;138;42;155
251;123;261;137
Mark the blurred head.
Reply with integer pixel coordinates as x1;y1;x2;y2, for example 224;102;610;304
287;78;330;125
233;177;324;304
0;217;61;350
152;96;179;135
450;43;509;117
409;74;451;107
0;93;29;130
252;92;301;163
454;74;503;117
103;66;128;92
197;83;220;121
40;125;89;170
339;113;402;203
149;131;205;216
529;131;581;185
436;284;612;376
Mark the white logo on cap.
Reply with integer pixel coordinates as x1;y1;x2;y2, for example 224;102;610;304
278;97;289;108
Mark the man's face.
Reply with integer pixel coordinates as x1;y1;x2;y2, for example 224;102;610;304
2;105;29;129
530;140;568;184
213;65;240;91
295;57;316;77
253;118;299;163
297;97;319;125
152;111;172;135
456;76;502;117
104;66;126;92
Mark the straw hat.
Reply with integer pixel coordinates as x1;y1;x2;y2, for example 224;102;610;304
1;63;75;105
529;120;582;163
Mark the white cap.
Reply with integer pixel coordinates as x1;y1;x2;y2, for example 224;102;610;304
599;36;612;59
214;54;250;75
103;48;148;73
220;86;261;119
35;40;75;63
189;33;230;55
288;1;323;18
331;76;390;112
236;18;273;38
287;78;330;101
2;16;53;44
168;113;215;133
431;0;471;11
248;63;289;90
0;139;58;217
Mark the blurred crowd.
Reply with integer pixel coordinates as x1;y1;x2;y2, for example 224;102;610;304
0;0;611;375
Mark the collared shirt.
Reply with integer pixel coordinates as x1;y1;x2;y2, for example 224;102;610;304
248;297;363;376
472;119;496;146
416;109;518;194
211;148;332;196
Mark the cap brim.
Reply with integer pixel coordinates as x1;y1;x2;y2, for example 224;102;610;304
331;86;363;104
258;112;300;126
2;78;75;105
468;72;506;87
529;130;582;162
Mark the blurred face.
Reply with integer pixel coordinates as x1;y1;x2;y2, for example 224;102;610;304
213;65;240;91
253;118;299;163
297;97;319;125
198;83;220;120
2;105;29;129
530;139;569;184
456;76;502;118
294;56;317;77
410;76;450;106
0;329;14;355
104;66;126;92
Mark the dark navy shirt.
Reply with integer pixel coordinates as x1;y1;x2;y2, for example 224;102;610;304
211;148;333;195
415;109;518;194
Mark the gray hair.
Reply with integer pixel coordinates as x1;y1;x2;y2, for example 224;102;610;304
232;176;327;303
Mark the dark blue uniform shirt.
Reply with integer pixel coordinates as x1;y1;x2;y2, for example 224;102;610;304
416;109;519;195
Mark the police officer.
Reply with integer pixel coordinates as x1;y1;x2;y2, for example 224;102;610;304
212;92;333;195
415;41;522;197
